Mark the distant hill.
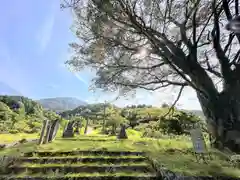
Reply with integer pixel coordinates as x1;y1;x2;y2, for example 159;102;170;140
184;109;205;120
0;82;22;96
37;97;87;112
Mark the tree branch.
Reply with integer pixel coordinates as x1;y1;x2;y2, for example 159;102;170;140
212;0;232;83
163;85;185;118
236;0;239;15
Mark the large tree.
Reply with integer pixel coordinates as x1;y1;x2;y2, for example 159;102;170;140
63;0;240;152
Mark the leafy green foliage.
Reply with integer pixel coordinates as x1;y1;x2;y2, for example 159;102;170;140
63;101;204;139
0;96;61;133
159;111;204;135
105;112;127;135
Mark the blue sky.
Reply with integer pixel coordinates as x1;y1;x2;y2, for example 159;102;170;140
0;0;201;110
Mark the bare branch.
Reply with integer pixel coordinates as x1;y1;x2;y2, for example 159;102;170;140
163;85;185;118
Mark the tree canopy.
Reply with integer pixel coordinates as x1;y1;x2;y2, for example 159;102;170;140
64;0;225;95
63;0;240;152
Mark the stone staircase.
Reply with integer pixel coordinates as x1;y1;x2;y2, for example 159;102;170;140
1;150;159;180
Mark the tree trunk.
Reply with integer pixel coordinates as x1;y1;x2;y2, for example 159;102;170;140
84;118;89;135
197;85;240;153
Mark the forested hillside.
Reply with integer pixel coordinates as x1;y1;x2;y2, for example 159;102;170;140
37;97;87;112
0;95;205;138
0;96;61;133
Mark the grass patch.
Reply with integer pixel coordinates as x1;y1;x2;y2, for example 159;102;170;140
1;129;240;177
126;129;143;139
0;133;39;144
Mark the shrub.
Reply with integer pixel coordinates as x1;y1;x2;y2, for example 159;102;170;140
158;111;203;135
0;156;18;174
8;129;19;134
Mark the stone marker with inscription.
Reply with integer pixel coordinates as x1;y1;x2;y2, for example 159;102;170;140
190;128;207;154
48;119;60;142
38;119;49;145
43;123;52;144
189;128;210;162
62;121;75;138
118;124;128;139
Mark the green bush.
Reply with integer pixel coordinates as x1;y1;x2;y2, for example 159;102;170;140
159;111;203;135
8;129;19;134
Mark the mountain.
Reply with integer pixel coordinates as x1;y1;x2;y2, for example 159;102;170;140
37;97;87;112
0;82;21;96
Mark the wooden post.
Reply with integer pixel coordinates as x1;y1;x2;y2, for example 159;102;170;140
38;119;49;145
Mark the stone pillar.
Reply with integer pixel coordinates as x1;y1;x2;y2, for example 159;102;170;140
43;123;52;144
38;119;49;145
118;124;128;139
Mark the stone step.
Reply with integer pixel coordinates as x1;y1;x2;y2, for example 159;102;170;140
24;151;145;157
18;156;147;164
60;138;116;142
0;174;158;180
6;164;153;174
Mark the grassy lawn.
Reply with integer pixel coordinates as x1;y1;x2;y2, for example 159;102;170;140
0;133;39;144
1;128;240;177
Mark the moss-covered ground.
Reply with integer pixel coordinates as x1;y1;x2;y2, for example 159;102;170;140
0;128;240;179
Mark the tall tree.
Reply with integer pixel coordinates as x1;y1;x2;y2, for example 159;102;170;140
63;0;240;152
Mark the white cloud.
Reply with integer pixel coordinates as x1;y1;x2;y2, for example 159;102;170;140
36;3;56;52
74;73;88;85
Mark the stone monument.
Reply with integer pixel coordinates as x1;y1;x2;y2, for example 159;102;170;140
62;121;75;138
48;119;60;142
38;119;49;145
118;124;128;139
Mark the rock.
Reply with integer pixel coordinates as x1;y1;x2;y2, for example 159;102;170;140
0;144;6;149
19;138;27;143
